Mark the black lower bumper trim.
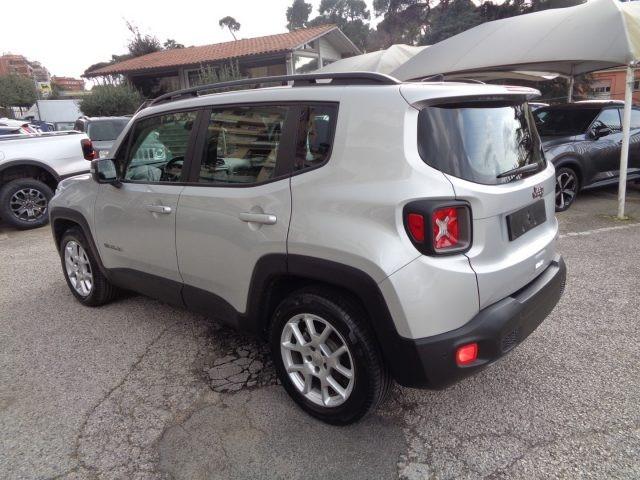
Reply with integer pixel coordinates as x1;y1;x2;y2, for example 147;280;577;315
392;255;566;389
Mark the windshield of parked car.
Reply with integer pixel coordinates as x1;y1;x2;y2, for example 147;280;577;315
87;119;129;141
533;107;599;136
417;101;545;185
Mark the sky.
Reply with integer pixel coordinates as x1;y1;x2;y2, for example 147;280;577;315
1;0;377;81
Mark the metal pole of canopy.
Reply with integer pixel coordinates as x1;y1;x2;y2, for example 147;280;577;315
617;63;635;220
567;75;574;102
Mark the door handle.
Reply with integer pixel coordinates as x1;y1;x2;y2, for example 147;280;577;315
145;205;172;214
238;212;277;225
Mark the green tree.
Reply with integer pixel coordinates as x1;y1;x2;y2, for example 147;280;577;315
372;0;431;48
79;84;142;116
287;0;313;30
163;39;185;49
308;0;372;51
0;74;37;110
126;21;163;58
423;0;482;44
219;16;241;40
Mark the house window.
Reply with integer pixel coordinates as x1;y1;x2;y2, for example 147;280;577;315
294;55;319;73
591;81;612;99
634;80;640;91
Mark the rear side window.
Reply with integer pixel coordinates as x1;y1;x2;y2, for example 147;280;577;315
87;119;129;141
197;105;289;185
534;107;599;136
418;101;544;185
294;104;337;171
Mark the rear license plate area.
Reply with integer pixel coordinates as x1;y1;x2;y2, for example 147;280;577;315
506;199;546;241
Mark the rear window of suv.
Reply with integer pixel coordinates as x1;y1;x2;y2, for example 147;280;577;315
417;101;545;185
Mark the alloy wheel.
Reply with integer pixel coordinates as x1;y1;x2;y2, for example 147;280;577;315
556;170;577;210
64;241;93;297
280;313;355;408
9;188;47;223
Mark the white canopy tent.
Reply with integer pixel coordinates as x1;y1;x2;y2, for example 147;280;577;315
392;0;640;218
317;44;427;75
317;44;560;82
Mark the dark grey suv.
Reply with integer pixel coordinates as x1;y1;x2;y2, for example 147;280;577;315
534;101;640;211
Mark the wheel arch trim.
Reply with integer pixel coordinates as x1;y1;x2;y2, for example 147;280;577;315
49;206;109;277
242;253;425;386
552;156;584;185
0;160;61;184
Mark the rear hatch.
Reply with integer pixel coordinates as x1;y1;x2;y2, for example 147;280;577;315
410;88;558;308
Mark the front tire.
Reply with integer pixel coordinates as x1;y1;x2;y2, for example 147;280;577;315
60;228;117;306
555;167;579;212
270;288;391;425
0;178;53;229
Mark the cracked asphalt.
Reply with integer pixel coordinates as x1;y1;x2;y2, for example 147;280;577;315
1;185;639;479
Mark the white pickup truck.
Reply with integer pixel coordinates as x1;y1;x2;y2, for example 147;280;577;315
0;131;93;229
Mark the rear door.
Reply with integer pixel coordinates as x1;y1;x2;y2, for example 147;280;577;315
94;110;198;303
416;98;558;308
175;103;297;318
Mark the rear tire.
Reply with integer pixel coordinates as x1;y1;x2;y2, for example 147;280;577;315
555;167;579;212
60;227;118;306
269;287;391;425
0;178;53;229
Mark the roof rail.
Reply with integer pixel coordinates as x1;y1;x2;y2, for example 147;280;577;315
148;72;400;107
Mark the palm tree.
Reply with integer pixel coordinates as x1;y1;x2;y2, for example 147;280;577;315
218;16;241;40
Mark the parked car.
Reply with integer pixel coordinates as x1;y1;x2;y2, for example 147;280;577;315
0;118;38;135
50;74;565;424
74;116;130;158
0;126;23;136
0;131;94;228
534;101;640;211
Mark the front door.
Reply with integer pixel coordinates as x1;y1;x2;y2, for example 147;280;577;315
588;107;623;179
94;110;199;303
627;108;640;170
176;104;296;320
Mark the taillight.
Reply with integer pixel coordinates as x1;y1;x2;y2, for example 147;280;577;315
81;138;98;160
407;213;425;242
403;200;472;255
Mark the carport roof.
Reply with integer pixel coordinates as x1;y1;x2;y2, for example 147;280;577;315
84;25;359;77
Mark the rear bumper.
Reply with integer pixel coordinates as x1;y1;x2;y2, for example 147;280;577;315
390;254;566;388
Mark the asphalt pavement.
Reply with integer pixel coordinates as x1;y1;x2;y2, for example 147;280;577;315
0;185;639;479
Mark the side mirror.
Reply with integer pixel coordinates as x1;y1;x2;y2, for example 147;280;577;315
90;158;121;187
590;124;612;139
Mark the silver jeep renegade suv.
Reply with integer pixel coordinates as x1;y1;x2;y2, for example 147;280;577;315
50;73;566;425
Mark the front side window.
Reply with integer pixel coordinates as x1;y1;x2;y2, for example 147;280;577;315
197;105;288;184
124;111;196;183
630;109;640;129
418;101;544;185
593;109;621;132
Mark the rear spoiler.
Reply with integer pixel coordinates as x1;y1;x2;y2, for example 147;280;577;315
400;83;541;108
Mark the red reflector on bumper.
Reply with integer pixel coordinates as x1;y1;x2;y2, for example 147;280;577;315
456;343;478;366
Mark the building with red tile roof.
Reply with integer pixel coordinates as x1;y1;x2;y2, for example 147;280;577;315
84;25;360;97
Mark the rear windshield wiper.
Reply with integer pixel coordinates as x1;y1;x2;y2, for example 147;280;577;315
496;163;540;179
